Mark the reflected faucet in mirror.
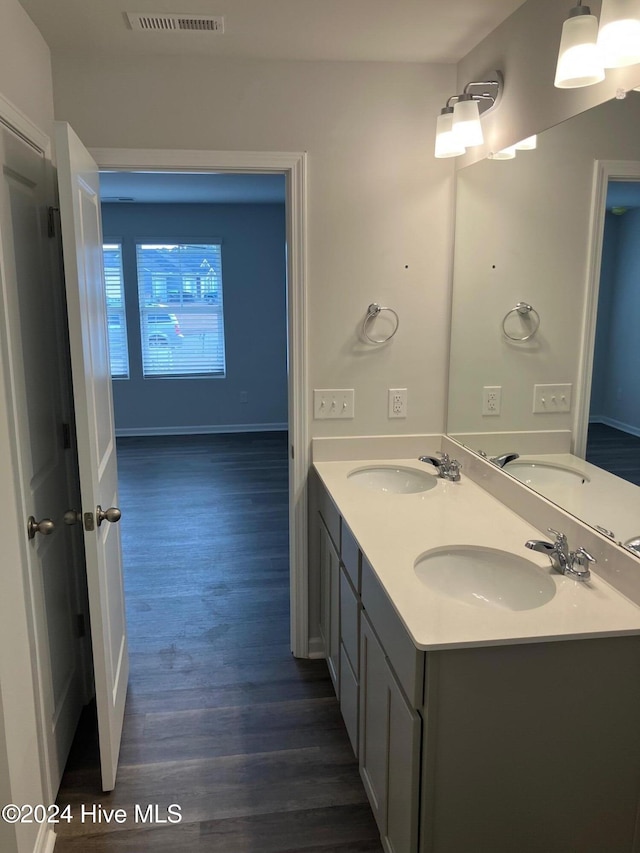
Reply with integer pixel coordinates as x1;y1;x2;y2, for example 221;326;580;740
479;450;520;468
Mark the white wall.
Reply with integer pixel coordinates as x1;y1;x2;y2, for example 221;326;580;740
51;55;457;438
448;95;640;437
0;0;53;136
0;6;55;852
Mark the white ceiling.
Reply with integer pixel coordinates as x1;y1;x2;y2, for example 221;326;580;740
99;171;286;204
18;0;526;64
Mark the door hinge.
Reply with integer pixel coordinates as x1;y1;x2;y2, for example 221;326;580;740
76;613;86;639
291;445;294;460
62;422;71;449
47;206;59;238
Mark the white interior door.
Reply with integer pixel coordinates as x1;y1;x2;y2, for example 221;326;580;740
54;121;128;792
0;120;86;800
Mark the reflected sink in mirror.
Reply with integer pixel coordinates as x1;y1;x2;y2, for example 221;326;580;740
504;461;590;489
414;545;556;611
347;465;438;494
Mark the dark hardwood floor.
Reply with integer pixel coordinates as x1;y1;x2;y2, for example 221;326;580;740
586;422;640;486
54;432;382;852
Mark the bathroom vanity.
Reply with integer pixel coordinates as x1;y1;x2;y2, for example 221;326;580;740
311;454;640;853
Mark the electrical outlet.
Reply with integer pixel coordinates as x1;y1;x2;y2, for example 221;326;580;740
533;383;572;414
388;388;407;418
313;389;355;419
482;386;502;416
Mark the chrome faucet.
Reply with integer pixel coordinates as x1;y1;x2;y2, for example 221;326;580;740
525;528;596;581
418;451;461;481
479;450;520;468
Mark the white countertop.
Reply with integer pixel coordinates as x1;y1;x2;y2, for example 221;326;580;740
500;452;640;546
314;458;640;651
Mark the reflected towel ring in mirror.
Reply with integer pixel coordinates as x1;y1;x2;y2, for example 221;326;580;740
501;302;540;341
362;303;400;344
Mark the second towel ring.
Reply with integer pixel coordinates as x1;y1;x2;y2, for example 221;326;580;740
502;302;540;341
362;303;400;344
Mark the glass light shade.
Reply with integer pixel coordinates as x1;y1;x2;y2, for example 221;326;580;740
452;98;484;147
554;11;605;88
514;135;537;150
597;0;640;67
490;146;517;160
434;110;466;158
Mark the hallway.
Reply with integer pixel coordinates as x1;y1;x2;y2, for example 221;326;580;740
54;432;381;852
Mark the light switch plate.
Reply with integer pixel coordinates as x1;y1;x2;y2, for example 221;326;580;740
314;389;355;419
533;383;572;414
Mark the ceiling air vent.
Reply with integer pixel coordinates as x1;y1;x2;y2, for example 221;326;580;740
126;12;224;33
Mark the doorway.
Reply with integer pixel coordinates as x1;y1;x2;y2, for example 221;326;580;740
91;147;309;659
586;180;640;485
575;161;640;476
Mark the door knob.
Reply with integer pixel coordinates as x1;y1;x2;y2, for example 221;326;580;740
96;505;122;527
27;516;55;539
64;510;82;525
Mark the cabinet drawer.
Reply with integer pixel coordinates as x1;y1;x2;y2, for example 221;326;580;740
340;644;359;757
341;521;361;591
340;566;360;676
361;556;424;708
318;480;341;549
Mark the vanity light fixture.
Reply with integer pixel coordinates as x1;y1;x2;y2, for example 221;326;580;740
434;71;503;159
554;2;605;88
597;0;640;68
434;106;466;158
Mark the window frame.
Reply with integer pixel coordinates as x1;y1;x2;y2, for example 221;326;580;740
135;239;226;380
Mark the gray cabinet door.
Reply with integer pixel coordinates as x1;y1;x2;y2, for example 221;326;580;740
360;612;421;853
318;516;340;692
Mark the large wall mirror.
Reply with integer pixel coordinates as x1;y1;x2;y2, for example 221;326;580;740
447;91;640;554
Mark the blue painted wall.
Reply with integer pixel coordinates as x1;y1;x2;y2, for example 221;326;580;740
590;207;640;436
102;202;287;435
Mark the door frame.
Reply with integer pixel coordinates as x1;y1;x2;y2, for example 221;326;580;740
90;147;309;657
574;159;640;458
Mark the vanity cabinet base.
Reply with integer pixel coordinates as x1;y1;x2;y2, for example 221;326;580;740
420;637;640;853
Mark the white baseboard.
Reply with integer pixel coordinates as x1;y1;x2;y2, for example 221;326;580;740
36;824;56;853
589;416;640;439
307;635;325;659
115;422;288;438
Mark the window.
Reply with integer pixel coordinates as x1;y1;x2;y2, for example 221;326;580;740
136;243;226;378
103;243;129;379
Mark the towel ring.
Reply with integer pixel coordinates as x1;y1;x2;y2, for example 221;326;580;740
362;303;400;344
502;302;540;342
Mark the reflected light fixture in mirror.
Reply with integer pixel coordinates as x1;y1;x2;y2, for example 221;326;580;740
597;0;640;67
514;135;537;150
490;145;517;160
554;2;605;88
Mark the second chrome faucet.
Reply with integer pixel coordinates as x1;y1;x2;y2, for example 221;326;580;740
419;451;461;482
525;528;596;582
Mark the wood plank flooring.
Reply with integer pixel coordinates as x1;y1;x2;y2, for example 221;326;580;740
586;422;640;486
54;432;382;852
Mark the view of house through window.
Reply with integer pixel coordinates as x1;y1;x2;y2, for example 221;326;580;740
103;241;226;380
103;243;129;379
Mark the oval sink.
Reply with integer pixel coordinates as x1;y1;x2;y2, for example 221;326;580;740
414;545;556;611
504;461;590;488
347;465;437;494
